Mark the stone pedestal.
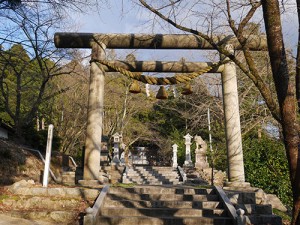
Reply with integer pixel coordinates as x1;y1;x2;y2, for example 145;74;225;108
195;148;209;169
62;171;75;186
224;181;251;188
194;135;209;170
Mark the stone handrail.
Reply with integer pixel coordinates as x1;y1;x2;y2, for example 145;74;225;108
68;156;77;168
177;166;187;183
214;186;249;225
22;147;58;182
84;185;110;225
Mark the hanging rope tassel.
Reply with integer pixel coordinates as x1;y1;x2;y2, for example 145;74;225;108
156;86;168;99
129;80;141;94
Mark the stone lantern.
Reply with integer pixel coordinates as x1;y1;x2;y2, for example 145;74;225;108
184;133;193;167
112;132;122;164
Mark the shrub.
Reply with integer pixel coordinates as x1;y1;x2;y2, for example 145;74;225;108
243;133;292;207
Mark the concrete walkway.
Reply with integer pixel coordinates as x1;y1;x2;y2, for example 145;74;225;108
0;214;55;225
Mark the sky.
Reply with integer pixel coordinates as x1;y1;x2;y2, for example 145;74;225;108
66;0;298;61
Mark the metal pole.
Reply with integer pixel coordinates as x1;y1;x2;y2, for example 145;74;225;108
207;108;214;185
43;124;54;187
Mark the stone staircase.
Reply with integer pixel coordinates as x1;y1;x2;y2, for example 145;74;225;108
122;166;181;185
97;186;233;225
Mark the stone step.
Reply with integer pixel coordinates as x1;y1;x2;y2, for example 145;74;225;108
128;168;178;172
247;214;282;225
10;186;99;200
122;180;161;184
104;199;223;209
133;166;177;170
107;193;219;201
126;171;179;176
0;196;82;211
97;216;233;225
126;170;178;174
124;178;179;183
135;172;178;175
122;180;163;185
122;180;179;185
100;207;227;217
124;181;164;185
125;174;179;179
124;177;163;181
236;204;273;215
123;178;179;183
109;187;215;195
130;170;178;173
4;210;79;224
124;166;181;185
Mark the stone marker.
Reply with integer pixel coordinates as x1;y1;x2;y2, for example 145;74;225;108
172;144;178;168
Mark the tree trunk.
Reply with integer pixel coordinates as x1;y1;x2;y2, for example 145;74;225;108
124;147;129;166
261;1;300;224
297;0;300;112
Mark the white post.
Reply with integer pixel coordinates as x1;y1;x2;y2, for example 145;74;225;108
43;124;54;187
172;144;178;168
221;44;246;184
172;86;178;98
207;108;213;153
184;133;193;167
146;84;150;97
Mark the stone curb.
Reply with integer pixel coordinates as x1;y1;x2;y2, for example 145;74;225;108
10;187;99;200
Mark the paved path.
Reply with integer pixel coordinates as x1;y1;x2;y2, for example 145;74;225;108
0;214;55;225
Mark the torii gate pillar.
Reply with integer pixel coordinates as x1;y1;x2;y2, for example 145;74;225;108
83;43;106;180
221;45;249;186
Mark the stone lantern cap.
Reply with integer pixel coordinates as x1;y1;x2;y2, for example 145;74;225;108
172;144;178;151
184;133;193;144
113;132;122;143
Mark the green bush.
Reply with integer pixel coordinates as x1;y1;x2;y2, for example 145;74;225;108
243;133;292;207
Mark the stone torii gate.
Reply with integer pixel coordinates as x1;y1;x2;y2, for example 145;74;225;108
54;33;267;186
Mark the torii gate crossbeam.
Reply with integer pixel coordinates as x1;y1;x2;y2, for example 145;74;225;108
55;33;267;186
54;33;267;51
